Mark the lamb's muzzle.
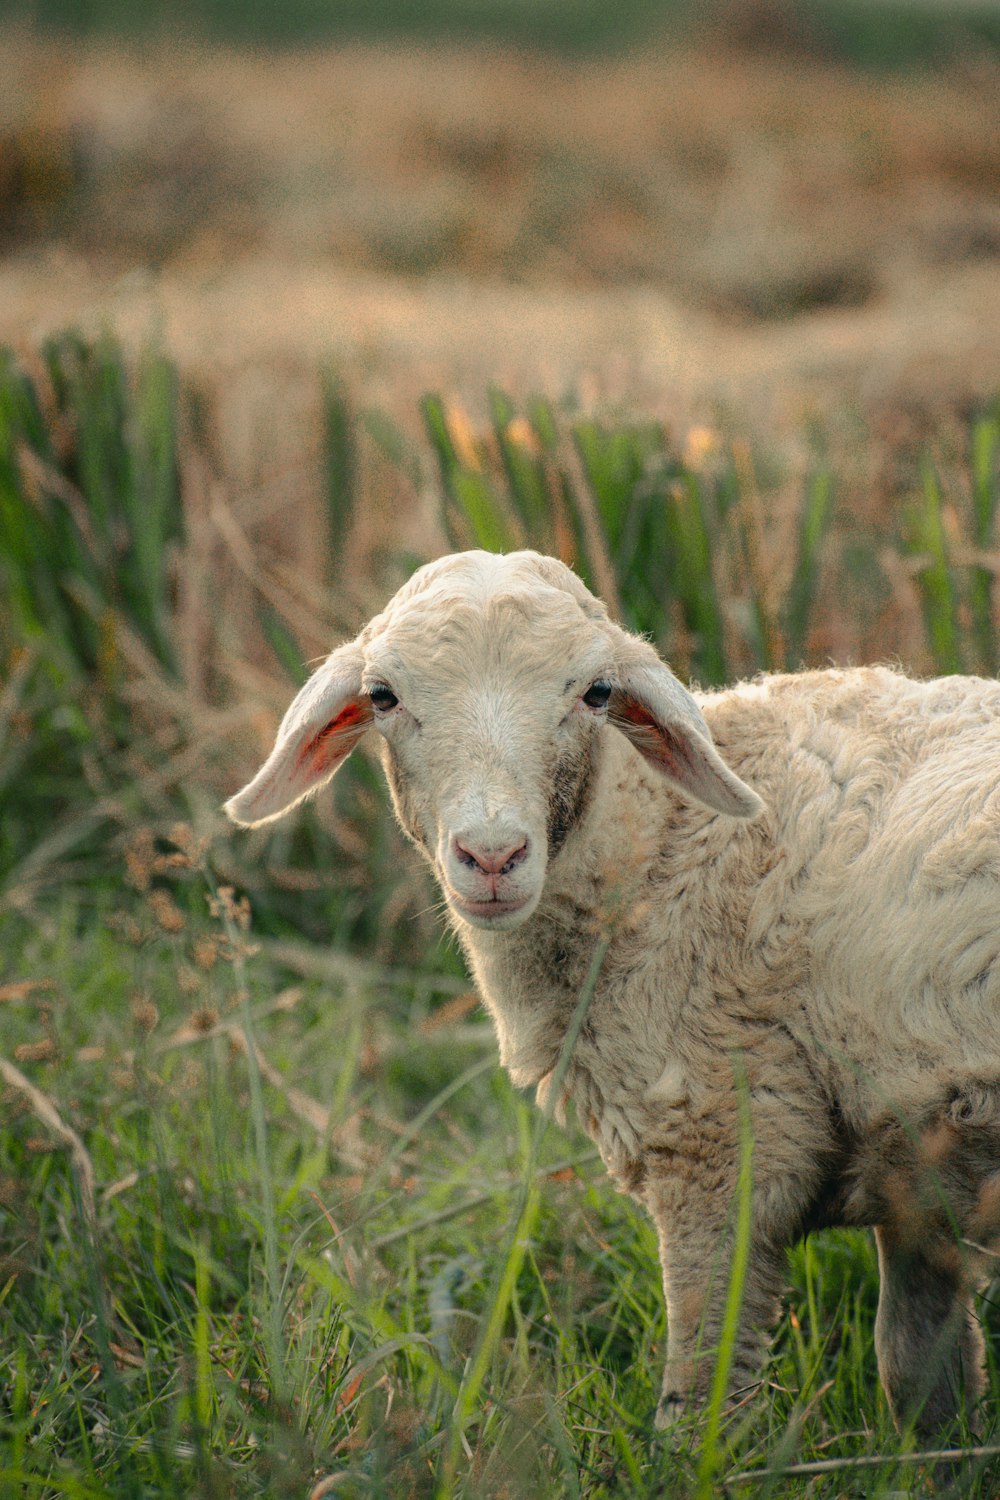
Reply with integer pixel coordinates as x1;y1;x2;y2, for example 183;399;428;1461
227;547;1000;1440
444;831;533;924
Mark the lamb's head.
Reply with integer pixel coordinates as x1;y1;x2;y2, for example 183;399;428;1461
225;550;762;930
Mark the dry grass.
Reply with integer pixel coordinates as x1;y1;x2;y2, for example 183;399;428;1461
6;32;1000;296
1;30;999;469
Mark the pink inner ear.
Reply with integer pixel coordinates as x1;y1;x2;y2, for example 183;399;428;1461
617;699;656;730
614;698;686;776
298;701;369;778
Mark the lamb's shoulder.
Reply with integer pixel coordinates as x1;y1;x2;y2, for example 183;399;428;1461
697;666;1000;972
703;664;1000;817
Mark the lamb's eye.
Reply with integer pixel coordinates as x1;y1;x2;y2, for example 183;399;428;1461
369;684;399;713
582;680;612;710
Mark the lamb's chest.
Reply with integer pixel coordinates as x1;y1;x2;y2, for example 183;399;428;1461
563;1049;693;1191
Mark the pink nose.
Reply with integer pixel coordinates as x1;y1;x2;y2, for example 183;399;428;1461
452;836;529;877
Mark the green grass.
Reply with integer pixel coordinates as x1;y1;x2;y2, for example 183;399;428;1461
1;872;998;1497
3;332;1000;1493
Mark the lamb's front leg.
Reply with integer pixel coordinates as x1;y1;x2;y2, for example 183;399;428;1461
647;1172;787;1431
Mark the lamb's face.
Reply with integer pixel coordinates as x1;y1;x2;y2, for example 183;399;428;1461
225;550;762;931
361;582;617;930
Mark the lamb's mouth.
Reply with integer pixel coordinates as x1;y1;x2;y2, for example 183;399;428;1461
445;890;533;924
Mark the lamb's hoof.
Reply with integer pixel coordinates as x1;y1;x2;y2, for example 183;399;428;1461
654;1392;687;1433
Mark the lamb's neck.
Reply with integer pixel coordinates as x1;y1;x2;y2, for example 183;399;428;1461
459;736;679;1089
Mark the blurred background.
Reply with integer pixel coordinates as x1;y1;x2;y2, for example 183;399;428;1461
4;0;1000;430
3;0;1000;930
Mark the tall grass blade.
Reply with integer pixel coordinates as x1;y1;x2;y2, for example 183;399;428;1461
730;442;781;673
969;406;1000;674
422;392;515;552
8;335;183;681
783;466;834;669
129;346;182;674
260;606;309;688
904;458;962;673
572;420;638;561
489;388;550;546
0;354;86;662
451;466;516;552
667;473;727;685
323;368;357;582
545;422;603;602
126;337;180;670
571;419;659;627
191;1239;215;1460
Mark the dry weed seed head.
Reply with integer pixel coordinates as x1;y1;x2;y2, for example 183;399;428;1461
177;965;201;997
214;933;259;965
156;852;195;872
129;993;159;1034
106;912;144;946
192;936;220;970
167;822;209;865
208;885;252;933
125;823;209;897
13;1039;57;1064
124;828;157;893
0;1177;21;1209
177;1060;202;1095
147;889;186;935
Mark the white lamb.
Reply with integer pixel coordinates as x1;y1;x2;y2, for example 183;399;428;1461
226;548;1000;1435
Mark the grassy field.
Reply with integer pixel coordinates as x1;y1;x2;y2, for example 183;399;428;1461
0;884;927;1499
3;335;1000;1496
5;879;995;1500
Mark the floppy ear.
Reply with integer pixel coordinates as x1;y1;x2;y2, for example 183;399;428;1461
609;661;763;819
225;642;371;828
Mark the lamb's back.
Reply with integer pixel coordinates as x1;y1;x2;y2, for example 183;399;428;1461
704;667;1000;1117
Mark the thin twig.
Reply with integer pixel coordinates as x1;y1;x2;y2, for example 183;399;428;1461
147;985;307;1056
724;1442;1000;1487
309;1470;371;1497
211;493;336;648
16;442;102;558
226;1024;330;1134
962;1236;1000;1260
369;1148;600;1248
261;937;473;995
0;1055;97;1230
220;1020;375;1170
